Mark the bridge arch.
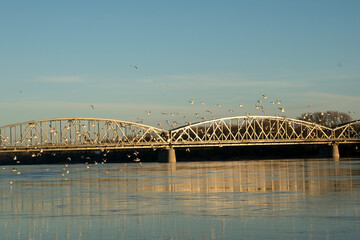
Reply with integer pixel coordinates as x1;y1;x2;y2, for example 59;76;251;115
170;116;334;147
0;118;168;151
333;120;360;141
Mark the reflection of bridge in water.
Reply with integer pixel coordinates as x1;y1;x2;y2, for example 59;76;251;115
0;160;356;222
1;116;360;162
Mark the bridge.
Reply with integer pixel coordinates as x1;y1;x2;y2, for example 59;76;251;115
1;116;360;162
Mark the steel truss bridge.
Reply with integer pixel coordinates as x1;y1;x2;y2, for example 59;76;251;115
1;116;359;154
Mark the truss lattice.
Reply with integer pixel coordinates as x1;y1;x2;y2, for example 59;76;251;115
1;116;359;152
0;118;168;152
333;120;360;141
170;116;335;147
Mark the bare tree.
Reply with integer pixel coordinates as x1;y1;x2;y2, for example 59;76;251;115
298;111;352;128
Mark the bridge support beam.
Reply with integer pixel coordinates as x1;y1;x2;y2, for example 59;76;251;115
158;147;176;163
332;143;340;160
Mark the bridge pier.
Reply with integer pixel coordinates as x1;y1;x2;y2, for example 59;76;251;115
158;147;176;163
332;143;340;160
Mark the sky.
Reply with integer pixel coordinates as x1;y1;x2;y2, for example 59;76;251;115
1;0;360;129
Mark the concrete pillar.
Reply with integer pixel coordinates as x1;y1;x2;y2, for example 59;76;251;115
332;143;340;160
168;147;176;163
158;147;176;163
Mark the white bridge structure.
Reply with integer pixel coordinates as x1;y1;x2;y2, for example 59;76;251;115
1;116;359;162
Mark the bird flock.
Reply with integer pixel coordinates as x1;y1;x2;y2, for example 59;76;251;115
5;94;287;184
6;64;357;185
137;94;286;131
5;147;141;187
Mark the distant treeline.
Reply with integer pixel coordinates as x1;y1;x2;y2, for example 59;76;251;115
298;111;353;128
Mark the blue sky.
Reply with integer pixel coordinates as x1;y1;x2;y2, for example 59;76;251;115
1;0;359;128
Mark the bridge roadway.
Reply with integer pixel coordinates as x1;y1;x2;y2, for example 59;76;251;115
1;116;359;162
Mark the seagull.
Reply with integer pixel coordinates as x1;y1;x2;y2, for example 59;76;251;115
189;99;195;104
217;104;221;107
90;105;95;110
279;107;285;112
262;95;267;99
201;102;205;106
239;104;244;108
145;110;151;115
130;65;138;69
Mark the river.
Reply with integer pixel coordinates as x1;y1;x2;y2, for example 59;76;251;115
1;158;360;239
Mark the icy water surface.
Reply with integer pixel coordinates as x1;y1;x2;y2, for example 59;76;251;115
1;158;360;239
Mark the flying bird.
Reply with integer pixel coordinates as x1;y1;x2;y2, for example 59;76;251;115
130;65;138;69
90;105;95;109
